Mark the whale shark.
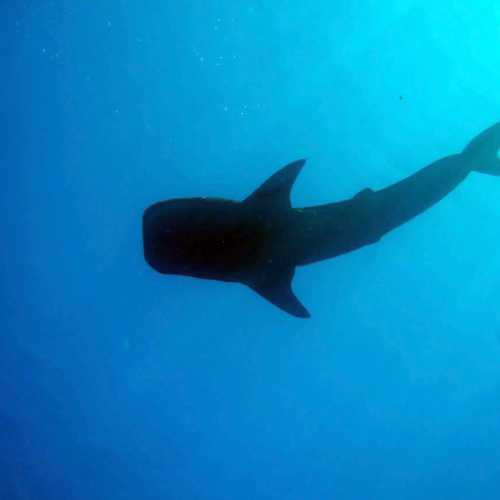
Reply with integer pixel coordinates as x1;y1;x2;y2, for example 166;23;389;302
142;122;500;318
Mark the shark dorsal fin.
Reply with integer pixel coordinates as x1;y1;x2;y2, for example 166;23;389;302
244;159;306;209
246;264;310;318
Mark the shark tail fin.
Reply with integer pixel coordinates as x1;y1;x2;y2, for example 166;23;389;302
463;122;500;176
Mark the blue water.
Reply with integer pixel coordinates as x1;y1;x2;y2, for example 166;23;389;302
4;1;500;498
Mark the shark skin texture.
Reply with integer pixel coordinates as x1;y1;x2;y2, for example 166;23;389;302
142;122;500;318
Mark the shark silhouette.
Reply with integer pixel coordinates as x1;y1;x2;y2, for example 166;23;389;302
143;122;500;318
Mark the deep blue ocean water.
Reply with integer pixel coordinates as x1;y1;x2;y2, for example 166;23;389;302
4;1;500;498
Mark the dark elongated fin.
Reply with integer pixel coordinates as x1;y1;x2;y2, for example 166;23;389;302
246;264;310;318
354;187;374;199
462;121;500;176
244;159;306;209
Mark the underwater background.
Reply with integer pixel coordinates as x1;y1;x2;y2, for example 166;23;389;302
4;1;500;498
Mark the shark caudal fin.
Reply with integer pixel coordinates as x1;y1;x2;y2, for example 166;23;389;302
462;121;500;175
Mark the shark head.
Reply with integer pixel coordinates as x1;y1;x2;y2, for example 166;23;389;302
142;199;198;275
142;197;238;276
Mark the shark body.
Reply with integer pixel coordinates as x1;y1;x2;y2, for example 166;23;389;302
143;123;500;317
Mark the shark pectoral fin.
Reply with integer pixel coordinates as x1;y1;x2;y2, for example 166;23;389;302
244;159;306;209
246;265;311;318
